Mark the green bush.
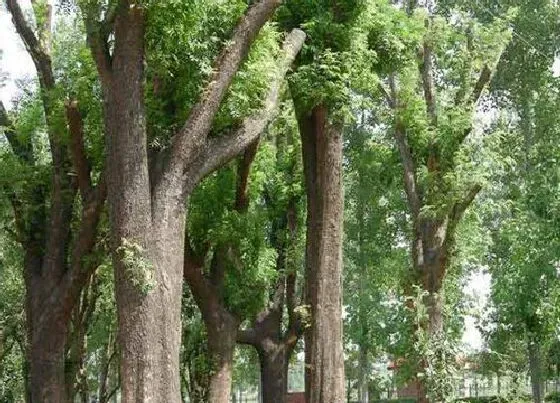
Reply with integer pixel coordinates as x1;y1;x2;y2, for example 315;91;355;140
546;391;560;402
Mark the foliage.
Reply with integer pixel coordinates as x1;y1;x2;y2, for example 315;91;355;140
117;238;156;295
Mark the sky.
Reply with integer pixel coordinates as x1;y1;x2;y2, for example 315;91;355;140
1;1;35;108
0;1;492;351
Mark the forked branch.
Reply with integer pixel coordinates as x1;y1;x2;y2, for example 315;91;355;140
189;29;306;186
167;0;284;180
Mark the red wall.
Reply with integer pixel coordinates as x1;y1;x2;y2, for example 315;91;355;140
287;392;306;403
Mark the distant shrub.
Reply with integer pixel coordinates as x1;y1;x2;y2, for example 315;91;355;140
546;391;560;402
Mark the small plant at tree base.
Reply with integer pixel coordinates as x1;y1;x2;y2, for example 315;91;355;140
117;238;156;295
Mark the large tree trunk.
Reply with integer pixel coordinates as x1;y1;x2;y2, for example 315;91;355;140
103;6;184;401
89;3;298;401
206;312;239;403
28;311;68;402
298;104;346;402
529;337;544;403
258;344;290;403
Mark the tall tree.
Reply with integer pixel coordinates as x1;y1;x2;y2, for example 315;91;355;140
2;2;106;400
371;2;510;400
236;110;306;403
281;1;374;399
82;1;304;400
343;110;408;402
483;78;560;403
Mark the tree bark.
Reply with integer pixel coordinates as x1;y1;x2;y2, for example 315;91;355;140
28;316;68;402
4;2;107;401
258;345;290;403
297;104;346;402
101;5;183;401
529;337;544;403
206;312;239;403
358;345;369;403
82;1;301;400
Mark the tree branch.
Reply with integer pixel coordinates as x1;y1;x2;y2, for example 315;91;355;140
236;328;258;346
471;64;492;106
58;176;107;319
444;184;482;253
83;3;113;85
0;101;34;163
5;0;54;88
65;100;93;199
235;140;259;212
183;230;222;322
419;24;437;127
450;184;482;225
0;101;41;246
166;0;284;182
189;29;306;187
378;82;396;109
394;120;421;220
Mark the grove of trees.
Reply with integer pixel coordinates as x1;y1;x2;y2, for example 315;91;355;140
1;0;560;403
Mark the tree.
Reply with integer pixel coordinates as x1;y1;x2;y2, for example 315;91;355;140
2;2;106;400
479;2;560;400
80;1;304;400
343;105;409;402
371;2;510;399
235;106;306;403
482;80;560;403
281;0;376;399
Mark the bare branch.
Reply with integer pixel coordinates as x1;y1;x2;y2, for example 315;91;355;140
378;82;396;109
394;120;421;220
419;26;437;127
235;140;259;212
83;5;113;85
65;100;92;199
189;29;306;187
236;328;258;346
166;0;284;182
471;64;492;106
5;0;54;88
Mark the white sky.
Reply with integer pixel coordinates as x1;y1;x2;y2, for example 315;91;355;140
1;1;35;108
0;1;492;351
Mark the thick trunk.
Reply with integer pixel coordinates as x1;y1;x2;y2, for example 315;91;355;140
414;222;447;403
207;313;239;403
24;251;72;403
104;6;184;401
298;104;346;402
259;345;289;403
529;338;544;403
112;218;185;402
415;290;444;403
28;310;69;403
